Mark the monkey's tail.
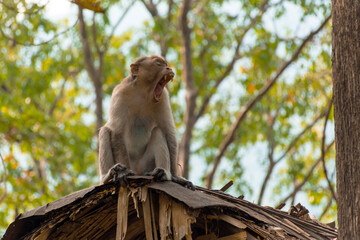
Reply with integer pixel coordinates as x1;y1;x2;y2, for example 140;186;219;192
98;126;114;181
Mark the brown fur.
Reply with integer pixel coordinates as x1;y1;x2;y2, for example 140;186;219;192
98;56;180;184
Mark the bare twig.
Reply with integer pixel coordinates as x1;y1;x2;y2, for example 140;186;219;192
279;140;335;203
319;196;333;221
291;194;296;206
197;12;217;91
78;6;103;132
78;8;97;80
205;14;331;189
167;0;174;24
0;19;78;47
275;202;286;210
195;0;270;122
275;110;326;164
198;45;209;91
160;0;174;57
140;0;158;17
320;98;337;202
103;0;135;52
92;13;102;57
257;108;326;205
178;0;270;179
0;152;7;202
257;104;281;205
48;78;67;116
220;180;233;192
257;162;276;205
141;0;171;57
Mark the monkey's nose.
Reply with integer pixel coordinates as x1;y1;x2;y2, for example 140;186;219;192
167;67;175;74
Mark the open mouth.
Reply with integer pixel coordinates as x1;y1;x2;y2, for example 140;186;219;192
154;72;174;102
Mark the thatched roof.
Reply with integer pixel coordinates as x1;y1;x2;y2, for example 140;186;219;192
3;176;337;240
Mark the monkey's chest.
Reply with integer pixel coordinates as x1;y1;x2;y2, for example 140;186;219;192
127;117;154;157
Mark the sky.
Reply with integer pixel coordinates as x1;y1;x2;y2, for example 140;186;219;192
45;0;150;34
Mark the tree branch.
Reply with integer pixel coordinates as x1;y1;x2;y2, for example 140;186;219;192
320;98;337;202
30;153;47;194
103;0;135;52
198;45;209;91
0;152;7;202
319;196;333;221
257;161;275;205
92;13;101;57
160;0;174;57
194;0;270;122
275;110;326;164
257;104;281;205
205;14;331;189
78;8;97;79
48;78;67;116
257;106;326;205
140;0;158;17
280;140;335;203
78;6;103;132
167;0;174;24
0;19;78;47
178;0;196;178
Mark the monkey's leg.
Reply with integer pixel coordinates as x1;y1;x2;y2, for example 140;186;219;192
143;127;172;181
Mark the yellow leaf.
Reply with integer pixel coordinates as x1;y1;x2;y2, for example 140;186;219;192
71;0;106;13
10;157;18;169
246;83;256;94
287;91;295;104
239;66;247;74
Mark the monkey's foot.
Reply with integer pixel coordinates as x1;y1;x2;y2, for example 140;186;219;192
103;163;135;185
172;176;195;191
146;167;171;182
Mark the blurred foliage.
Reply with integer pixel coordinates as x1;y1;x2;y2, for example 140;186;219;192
0;0;335;233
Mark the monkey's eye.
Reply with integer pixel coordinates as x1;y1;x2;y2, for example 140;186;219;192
156;61;168;67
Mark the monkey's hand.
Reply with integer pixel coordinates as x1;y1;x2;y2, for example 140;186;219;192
146;167;171;182
171;176;195;191
102;163;135;186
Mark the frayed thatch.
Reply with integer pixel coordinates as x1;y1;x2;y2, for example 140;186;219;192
3;176;337;240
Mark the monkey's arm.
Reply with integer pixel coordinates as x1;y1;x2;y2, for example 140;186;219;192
161;94;195;190
165;126;195;190
166;131;178;177
99;126;133;184
99;126;116;183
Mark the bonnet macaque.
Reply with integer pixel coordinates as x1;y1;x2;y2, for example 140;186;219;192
98;56;194;190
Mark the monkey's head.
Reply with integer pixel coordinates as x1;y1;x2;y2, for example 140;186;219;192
130;56;175;103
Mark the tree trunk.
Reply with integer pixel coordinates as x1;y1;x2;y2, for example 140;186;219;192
332;1;360;239
178;0;196;178
78;8;104;133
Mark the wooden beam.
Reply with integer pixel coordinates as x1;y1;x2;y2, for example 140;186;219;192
149;191;158;240
116;186;129;240
142;191;153;240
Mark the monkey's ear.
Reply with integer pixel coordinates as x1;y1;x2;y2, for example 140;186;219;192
130;63;139;76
